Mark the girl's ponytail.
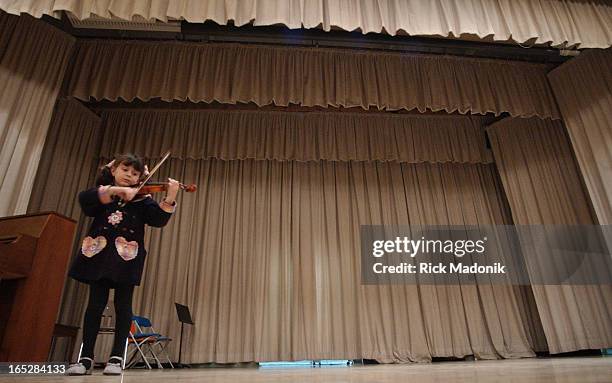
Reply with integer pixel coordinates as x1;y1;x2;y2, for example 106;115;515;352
96;165;114;186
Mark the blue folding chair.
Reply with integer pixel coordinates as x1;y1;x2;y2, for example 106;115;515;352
124;316;174;369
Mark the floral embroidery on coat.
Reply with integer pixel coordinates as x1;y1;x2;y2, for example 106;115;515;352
107;210;124;226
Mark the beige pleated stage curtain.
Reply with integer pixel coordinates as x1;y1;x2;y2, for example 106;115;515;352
26;98;103;361
28;99;102;219
132;159;539;363
487;117;612;353
98;109;493;164
548;48;612;225
66;41;560;119
1;0;611;48
0;11;75;217
29;107;548;363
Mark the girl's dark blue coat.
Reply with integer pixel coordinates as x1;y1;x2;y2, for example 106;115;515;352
68;188;172;286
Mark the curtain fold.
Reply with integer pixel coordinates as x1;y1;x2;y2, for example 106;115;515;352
0;10;18;57
487;117;612;354
0;11;75;217
66;41;560;119
27;98;103;362
548;48;612;226
1;0;611;48
28;98;102;218
98;109;493;164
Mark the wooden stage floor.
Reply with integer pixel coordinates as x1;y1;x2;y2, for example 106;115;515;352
1;356;610;383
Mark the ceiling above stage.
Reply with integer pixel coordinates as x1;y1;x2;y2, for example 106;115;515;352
45;12;571;65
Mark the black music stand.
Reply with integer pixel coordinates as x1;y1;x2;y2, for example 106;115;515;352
174;302;194;368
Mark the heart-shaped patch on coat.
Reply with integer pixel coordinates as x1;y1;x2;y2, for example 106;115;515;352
81;236;107;257
115;236;139;261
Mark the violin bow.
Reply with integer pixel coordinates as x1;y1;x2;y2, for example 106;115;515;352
118;150;171;207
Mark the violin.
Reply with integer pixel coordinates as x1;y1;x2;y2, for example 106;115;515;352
135;181;197;196
115;151;198;206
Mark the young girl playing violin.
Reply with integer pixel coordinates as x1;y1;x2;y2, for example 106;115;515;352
66;153;179;376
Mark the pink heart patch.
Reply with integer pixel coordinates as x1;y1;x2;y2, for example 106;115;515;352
115;236;139;261
81;236;107;257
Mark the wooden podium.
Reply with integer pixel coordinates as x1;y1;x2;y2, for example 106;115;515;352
0;212;76;362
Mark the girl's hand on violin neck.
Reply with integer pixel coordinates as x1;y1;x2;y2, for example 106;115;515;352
111;186;138;202
166;178;180;201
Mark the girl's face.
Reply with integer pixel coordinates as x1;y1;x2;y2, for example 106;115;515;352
111;162;142;187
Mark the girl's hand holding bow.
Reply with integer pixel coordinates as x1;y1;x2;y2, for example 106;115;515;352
112;186;139;202
98;185;139;204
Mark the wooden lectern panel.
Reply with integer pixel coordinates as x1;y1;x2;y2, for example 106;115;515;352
0;212;76;362
0;234;36;279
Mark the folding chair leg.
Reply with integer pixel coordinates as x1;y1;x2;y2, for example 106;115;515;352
162;345;174;368
125;348;139;369
155;341;174;368
131;339;152;369
139;343;153;370
122;338;128;370
148;346;163;369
